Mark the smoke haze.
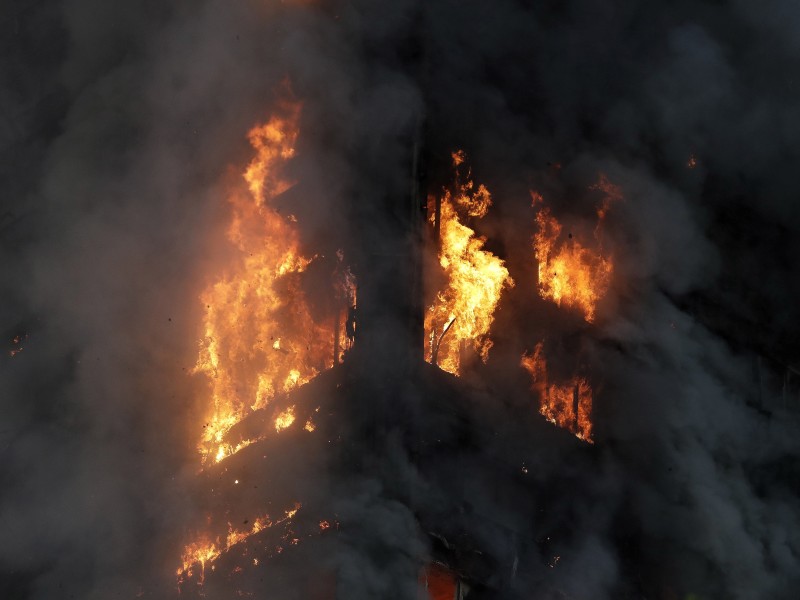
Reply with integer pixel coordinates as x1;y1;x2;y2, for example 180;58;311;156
2;1;800;598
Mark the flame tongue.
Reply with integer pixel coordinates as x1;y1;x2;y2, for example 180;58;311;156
521;342;593;443
193;101;350;465
523;176;621;442
177;503;302;583
179;98;356;584
531;176;619;323
425;151;514;375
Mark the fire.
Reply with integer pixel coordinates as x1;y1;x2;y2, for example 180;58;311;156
177;536;219;583
178;503;302;582
521;343;593;443
193;99;353;465
426;151;514;375
531;176;619;323
179;95;357;589
274;406;296;432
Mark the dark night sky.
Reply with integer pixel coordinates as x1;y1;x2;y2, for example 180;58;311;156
2;1;800;599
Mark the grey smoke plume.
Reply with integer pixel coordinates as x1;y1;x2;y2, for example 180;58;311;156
2;1;800;599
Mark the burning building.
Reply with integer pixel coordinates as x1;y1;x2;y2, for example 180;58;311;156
161;80;627;596
3;2;800;600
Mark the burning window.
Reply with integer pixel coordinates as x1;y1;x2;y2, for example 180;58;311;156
531;176;619;324
521;342;593;443
425;150;514;375
521;177;620;442
420;563;466;600
178;99;355;584
193;100;356;466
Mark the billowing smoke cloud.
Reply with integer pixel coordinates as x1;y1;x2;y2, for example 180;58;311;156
2;1;799;599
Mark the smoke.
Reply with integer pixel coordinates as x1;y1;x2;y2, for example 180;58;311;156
2;0;800;599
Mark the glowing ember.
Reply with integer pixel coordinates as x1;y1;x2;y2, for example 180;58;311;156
193;99;352;465
531;176;619;323
521;343;593;443
426;151;514;375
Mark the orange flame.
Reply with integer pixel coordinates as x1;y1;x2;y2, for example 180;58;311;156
426;151;514;375
193;100;352;464
178;503;302;582
274;405;296;432
532;176;619;323
521;343;593;443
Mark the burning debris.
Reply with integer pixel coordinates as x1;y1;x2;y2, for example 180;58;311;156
8;333;26;358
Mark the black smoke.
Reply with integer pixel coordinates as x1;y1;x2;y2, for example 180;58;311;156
2;1;799;599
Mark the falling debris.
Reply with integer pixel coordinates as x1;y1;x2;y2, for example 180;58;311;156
8;333;27;358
